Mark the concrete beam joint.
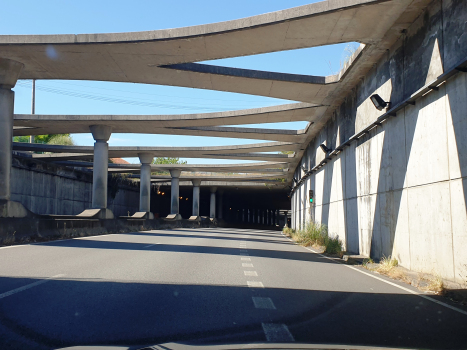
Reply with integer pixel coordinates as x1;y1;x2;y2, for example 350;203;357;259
89;125;112;142
0;58;24;89
138;152;154;165
169;169;181;178
192;179;202;186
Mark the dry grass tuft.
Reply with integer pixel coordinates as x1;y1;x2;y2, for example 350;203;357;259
421;275;445;294
377;256;399;274
283;222;343;254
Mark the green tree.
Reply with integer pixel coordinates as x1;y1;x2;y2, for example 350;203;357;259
13;134;74;146
151;157;187;175
152;157;187;165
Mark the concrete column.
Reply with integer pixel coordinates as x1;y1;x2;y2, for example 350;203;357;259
170;169;181;215
90;125;112;209
242;209;245;222
248;209;250;223
262;211;265;225
210;187;217;219
258;210;261;224
0;88;14;202
192;179;201;217
217;189;223;220
0;59;23;207
138;153;153;213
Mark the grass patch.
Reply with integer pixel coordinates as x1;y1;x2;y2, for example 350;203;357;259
421;275;445;294
283;222;343;255
377;256;399;274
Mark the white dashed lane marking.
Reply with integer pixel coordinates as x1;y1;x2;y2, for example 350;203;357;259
242;263;254;267
144;243;159;248
241;257;251;261
262;323;295;342
244;271;258;276
247;281;264;288
252;297;276;310
0;274;65;299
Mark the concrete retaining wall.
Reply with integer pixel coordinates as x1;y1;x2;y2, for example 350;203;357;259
291;0;467;285
10;156;139;217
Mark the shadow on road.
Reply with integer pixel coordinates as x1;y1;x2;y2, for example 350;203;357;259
0;276;466;349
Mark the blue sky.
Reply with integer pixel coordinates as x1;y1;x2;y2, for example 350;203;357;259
3;0;356;164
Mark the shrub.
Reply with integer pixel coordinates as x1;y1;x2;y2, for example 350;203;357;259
286;221;343;254
377;256;399;274
282;227;295;236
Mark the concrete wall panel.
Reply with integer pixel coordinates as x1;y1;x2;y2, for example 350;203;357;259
11;159;139;217
450;178;467;285
356;131;383;197
446;72;467;180
345;198;359;254
405;89;450;188
407;182;454;280
289;0;465;283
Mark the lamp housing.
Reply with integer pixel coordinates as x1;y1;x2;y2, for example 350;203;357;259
370;94;389;111
319;144;331;153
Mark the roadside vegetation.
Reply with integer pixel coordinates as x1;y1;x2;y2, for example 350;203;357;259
363;256;445;295
14;133;75;145
283;221;343;255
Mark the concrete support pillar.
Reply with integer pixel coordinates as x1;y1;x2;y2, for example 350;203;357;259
192;179;201;217
210;187;217;219
262;211;265;225
217;189;223;220
0;85;15;202
90;125;112;210
138;153;153;214
257;210;260;224
242;209;245;222
0;59;30;218
247;209;250;223
170;169;181;215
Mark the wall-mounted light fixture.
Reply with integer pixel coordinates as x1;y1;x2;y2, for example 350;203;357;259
319;144;331;153
370;94;390;111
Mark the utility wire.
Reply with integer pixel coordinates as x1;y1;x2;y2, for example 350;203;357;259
15;82;235;111
15;80;280;111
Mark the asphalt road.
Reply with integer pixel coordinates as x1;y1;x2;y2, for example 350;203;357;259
0;227;466;349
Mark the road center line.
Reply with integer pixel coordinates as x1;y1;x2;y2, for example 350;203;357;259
247;281;264;288
244;271;258;276
253;297;276;310
262;323;294;342
144;243;160;248
242;263;254;267
0;274;65;300
280;232;467;317
241;257;251;261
